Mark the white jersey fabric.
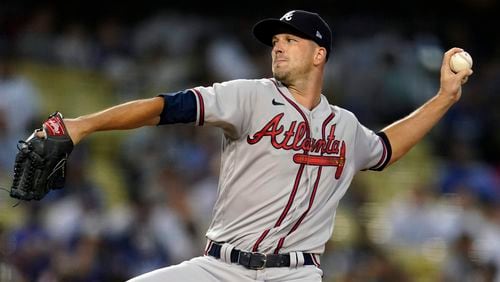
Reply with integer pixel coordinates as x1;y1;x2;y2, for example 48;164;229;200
190;78;389;255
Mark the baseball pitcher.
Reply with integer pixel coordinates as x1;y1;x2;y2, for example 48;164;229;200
10;10;472;282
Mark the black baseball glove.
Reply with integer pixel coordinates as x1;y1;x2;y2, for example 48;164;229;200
10;112;74;201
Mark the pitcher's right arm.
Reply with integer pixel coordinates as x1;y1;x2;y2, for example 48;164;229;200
63;97;164;144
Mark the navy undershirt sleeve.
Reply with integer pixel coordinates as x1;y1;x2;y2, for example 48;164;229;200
157;90;197;125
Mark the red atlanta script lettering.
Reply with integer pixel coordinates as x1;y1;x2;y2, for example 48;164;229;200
247;113;346;178
247;113;342;155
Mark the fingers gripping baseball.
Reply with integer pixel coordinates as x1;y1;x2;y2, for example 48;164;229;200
439;48;473;102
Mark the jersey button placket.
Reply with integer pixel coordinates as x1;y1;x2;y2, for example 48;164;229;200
306;113;313;166
306;113;314;191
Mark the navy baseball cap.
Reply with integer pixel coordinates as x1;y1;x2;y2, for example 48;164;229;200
253;10;332;60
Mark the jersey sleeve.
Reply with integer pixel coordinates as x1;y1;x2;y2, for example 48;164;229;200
353;121;392;172
191;79;255;139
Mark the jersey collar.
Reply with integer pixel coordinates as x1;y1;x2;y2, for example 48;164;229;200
272;78;331;116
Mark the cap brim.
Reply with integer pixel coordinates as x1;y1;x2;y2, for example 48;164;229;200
252;19;312;47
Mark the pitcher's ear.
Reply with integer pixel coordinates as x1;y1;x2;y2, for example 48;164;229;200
314;47;327;64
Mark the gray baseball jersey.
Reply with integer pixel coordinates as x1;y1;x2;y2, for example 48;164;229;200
181;78;391;255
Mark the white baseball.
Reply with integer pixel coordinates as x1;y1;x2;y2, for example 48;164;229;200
450;51;473;73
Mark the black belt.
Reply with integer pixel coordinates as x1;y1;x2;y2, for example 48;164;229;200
207;242;316;270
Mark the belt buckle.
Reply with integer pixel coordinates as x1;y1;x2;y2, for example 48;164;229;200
239;251;267;270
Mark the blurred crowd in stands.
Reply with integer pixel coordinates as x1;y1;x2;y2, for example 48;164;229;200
1;3;499;281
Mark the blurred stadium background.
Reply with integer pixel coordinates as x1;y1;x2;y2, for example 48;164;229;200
1;1;499;281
